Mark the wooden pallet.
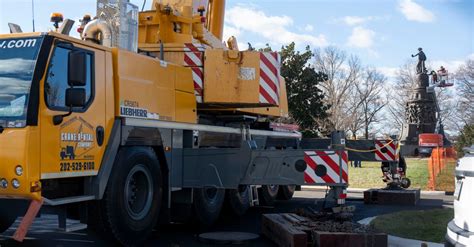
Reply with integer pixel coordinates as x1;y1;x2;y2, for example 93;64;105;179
262;213;387;247
262;213;312;247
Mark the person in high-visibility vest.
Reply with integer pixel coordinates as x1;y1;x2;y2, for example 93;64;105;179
437;66;448;86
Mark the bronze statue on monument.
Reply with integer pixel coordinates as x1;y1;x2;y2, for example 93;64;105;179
400;48;438;156
411;47;427;74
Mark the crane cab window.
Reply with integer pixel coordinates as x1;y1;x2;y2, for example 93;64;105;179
45;45;94;112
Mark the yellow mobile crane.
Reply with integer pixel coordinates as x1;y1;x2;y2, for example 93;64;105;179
0;0;349;245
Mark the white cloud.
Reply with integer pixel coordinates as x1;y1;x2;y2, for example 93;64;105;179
237;42;247;51
346;26;376;49
224;6;328;48
342;16;372;26
399;0;435;23
378;67;399;79
304;24;314;32
333;15;390;26
223;26;241;39
367;49;380;58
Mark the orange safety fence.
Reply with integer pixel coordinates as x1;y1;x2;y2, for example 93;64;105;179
428;147;457;190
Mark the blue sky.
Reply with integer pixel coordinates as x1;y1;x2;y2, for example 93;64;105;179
1;0;473;77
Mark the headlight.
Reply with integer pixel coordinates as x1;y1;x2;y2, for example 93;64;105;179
11;179;20;189
15;165;23;176
0;178;8;189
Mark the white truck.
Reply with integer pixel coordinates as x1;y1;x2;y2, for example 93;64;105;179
446;146;474;247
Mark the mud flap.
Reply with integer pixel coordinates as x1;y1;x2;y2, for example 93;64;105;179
13;198;43;242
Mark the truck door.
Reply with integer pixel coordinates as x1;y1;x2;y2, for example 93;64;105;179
40;42;107;179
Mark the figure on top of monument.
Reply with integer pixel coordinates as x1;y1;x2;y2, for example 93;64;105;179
411;47;427;74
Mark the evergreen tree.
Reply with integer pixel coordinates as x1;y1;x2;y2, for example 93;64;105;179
280;43;330;137
456;124;474;157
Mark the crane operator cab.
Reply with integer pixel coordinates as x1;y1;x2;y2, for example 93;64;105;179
430;66;454;88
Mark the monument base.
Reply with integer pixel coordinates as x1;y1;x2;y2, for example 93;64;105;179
400;144;420;157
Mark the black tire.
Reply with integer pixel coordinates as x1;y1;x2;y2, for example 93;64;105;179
401;177;411;189
259;185;279;206
0;199;27;234
95;147;162;246
0;214;16;233
225;185;250;216
277;185;296;201
193;187;225;228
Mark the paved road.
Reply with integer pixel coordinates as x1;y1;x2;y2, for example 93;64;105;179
0;190;453;247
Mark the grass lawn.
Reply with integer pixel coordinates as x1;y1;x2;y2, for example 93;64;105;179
348;158;429;189
435;160;456;192
371;208;454;243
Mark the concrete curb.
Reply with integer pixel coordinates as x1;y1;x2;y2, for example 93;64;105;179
357;217;444;247
301;185;448;196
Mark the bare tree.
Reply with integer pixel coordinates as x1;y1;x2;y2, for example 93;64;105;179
452;59;474;128
344;68;387;139
312;47;387;138
345;87;364;139
435;87;457;133
385;62;417;133
457;60;474;101
313;47;362;134
357;68;387;139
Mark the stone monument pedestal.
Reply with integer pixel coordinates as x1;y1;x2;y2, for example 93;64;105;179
399;73;438;156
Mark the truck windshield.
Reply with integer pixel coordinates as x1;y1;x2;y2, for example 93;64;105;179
0;37;42;128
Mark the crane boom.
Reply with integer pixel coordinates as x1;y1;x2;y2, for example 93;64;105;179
207;0;225;41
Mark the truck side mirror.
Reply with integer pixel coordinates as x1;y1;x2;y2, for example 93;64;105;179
53;88;86;126
68;51;87;87
53;50;88;126
65;88;86;108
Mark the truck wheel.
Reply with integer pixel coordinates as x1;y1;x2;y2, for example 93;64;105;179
193;187;225;227
278;185;296;200
259;185;279;206
0;199;27;233
99;147;162;246
401;178;411;189
0;214;16;233
225;185;250;216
